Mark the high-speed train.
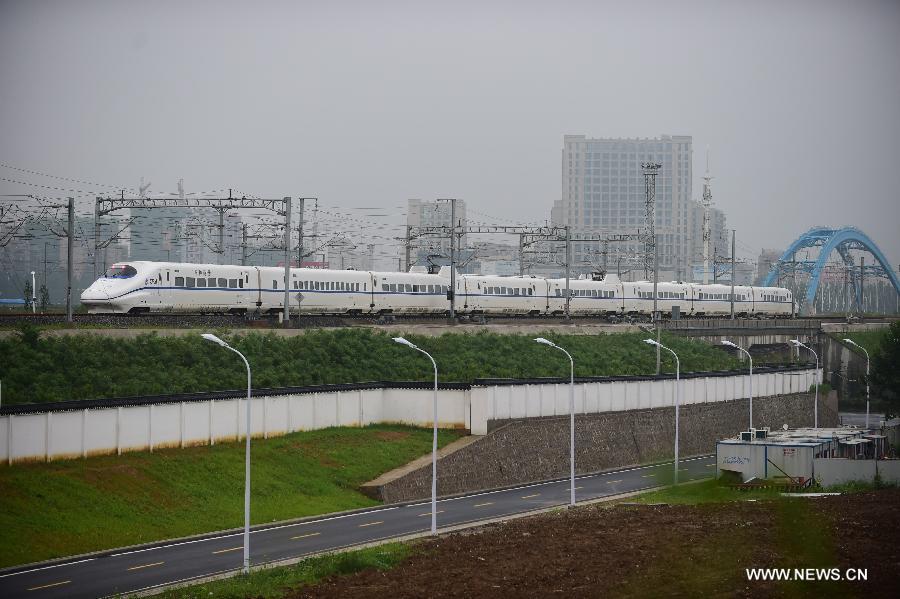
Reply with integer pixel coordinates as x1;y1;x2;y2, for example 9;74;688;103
80;261;795;318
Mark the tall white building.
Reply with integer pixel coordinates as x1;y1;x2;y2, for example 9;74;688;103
551;134;694;279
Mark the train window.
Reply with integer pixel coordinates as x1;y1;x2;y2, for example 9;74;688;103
166;272;170;282
197;278;207;288
218;278;227;287
404;284;411;292
364;283;367;291
104;264;138;279
175;277;184;287
382;284;389;291
229;279;237;288
186;277;195;287
528;288;533;296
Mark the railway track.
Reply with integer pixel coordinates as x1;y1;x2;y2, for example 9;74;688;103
0;311;880;329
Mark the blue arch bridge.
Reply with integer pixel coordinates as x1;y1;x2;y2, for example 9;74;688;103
762;226;900;316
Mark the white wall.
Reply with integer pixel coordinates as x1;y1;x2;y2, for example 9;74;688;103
814;459;878;487
0;369;815;464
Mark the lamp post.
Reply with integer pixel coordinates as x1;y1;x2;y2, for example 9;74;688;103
534;337;576;506
392;336;439;534
842;338;870;430
722;340;753;429
201;333;253;574
30;271;36;314
643;338;681;484
790;339;819;429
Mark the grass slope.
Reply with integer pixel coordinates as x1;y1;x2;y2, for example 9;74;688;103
0;329;739;405
0;424;462;568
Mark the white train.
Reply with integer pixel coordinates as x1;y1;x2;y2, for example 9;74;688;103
81;261;795;318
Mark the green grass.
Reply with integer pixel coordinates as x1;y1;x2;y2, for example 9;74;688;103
631;477;785;505
0;424;462;568
144;543;411;599
0;328;741;405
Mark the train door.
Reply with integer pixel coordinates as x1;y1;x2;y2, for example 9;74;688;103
151;268;172;310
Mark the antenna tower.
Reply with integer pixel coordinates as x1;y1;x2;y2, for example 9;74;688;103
702;149;713;284
641;161;662;279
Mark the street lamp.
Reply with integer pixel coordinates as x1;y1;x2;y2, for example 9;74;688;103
534;337;576;506
644;338;681;484
30;271;36;314
842;338;871;430
790;339;819;429
392;336;440;534
722;340;753;429
201;333;253;574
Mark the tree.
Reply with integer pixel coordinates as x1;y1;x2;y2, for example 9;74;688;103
39;284;50;313
870;321;900;419
23;278;33;311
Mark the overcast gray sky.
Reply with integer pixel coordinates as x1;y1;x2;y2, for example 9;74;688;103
2;0;898;268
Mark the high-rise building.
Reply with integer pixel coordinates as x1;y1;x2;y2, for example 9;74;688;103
407;199;467;267
551;134;694;279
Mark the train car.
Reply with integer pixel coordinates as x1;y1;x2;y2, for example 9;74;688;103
81;261;256;314
546;275;623;316
752;286;794;317
458;274;548;315
288;268;374;314
371;268;449;314
692;283;755;317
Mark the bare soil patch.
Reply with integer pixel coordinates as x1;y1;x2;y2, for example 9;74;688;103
290;489;900;598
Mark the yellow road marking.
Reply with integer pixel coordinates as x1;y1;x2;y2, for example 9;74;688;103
706;463;715;467
521;493;540;499
212;547;242;554
575;486;584;490
27;581;71;592
127;561;164;571
418;510;444;517
291;532;321;540
642;473;656;477
607;479;622;484
358;521;383;528
473;502;494;507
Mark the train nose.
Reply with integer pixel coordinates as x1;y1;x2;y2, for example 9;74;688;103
80;283;110;304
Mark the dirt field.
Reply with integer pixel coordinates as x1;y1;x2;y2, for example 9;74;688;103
292;489;900;598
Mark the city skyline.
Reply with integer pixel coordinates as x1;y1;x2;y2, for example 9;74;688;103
1;0;899;284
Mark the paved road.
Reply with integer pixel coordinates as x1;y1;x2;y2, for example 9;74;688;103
0;456;715;599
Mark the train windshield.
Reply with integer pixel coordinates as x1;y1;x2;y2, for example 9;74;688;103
104;264;138;279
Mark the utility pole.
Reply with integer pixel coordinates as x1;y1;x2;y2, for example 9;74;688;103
730;229;736;320
93;200;100;281
404;225;411;272
66;197;74;322
240;224;248;266
297;197;305;267
564;225;571;320
654;233;660;374
519;233;524;277
282;197;292;327
449;199;457;320
217;208;226;265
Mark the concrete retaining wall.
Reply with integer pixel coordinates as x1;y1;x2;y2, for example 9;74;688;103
366;392;838;503
0;368;817;465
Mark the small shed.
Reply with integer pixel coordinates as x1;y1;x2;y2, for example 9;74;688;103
716;427;866;484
